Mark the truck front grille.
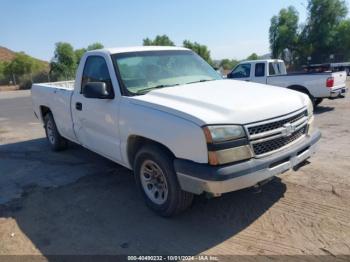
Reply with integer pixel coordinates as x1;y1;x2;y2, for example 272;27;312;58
247;110;307;136
252;126;307;156
245;109;308;157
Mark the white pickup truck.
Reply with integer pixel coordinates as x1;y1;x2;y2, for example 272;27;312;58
227;59;348;107
32;47;321;216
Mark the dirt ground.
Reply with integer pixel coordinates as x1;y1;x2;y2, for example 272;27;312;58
0;83;349;259
0;85;20;92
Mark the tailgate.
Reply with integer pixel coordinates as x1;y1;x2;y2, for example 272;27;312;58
331;71;347;89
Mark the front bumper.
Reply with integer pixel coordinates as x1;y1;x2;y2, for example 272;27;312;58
329;86;348;99
174;130;321;195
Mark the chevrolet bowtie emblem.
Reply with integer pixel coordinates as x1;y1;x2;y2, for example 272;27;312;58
282;123;295;137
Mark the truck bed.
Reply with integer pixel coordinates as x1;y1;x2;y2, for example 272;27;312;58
31;80;77;142
267;71;346;98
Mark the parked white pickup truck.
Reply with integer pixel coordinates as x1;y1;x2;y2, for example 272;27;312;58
227;59;348;107
32;47;321;216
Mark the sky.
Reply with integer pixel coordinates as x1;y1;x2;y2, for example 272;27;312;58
0;0;335;61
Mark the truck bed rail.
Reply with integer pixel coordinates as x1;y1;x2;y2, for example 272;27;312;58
34;80;75;90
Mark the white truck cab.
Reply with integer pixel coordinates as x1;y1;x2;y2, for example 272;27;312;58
227;59;348;107
32;47;321;216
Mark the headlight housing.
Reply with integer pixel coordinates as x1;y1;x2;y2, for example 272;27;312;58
203;125;245;143
307;99;313;119
202;125;252;165
306;99;314;135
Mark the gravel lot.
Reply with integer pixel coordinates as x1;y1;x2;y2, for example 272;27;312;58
0;83;349;258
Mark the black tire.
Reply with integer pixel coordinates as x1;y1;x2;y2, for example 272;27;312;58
134;144;194;217
300;92;317;109
44;112;68;151
314;98;323;107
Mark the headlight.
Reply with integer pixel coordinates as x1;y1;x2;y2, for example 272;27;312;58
307;116;314;135
306;99;314;135
307;99;313;119
202;125;252;165
203;125;245;143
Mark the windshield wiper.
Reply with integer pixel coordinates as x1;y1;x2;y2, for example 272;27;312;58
137;84;179;94
185;79;215;85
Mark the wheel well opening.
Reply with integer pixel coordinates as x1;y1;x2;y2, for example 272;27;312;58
287;85;310;96
127;136;175;167
40;106;51;120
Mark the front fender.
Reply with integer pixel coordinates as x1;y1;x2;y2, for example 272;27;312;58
119;99;208;168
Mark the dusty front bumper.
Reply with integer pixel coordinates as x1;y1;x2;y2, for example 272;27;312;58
174;130;321;195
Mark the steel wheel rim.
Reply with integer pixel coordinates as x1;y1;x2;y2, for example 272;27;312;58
46;119;55;144
140;160;168;205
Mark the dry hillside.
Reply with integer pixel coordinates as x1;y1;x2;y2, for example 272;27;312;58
0;46;49;66
0;46;16;62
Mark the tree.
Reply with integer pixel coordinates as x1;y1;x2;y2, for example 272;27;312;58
219;59;239;70
246;53;259;60
3;62;15;84
269;6;299;63
3;52;38;84
301;0;348;63
50;42;77;80
74;48;86;64
183;40;213;65
87;42;104;51
0;62;5;80
334;19;350;60
10;53;36;75
74;43;104;64
143;35;175;46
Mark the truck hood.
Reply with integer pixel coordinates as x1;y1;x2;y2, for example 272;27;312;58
130;79;308;126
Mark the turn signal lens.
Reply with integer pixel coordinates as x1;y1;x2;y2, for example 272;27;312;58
208;151;220;165
208;146;252;165
203;127;213;144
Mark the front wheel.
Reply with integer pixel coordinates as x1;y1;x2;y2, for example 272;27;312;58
134;145;193;217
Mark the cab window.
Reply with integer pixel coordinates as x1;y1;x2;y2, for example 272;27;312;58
269;62;286;76
255;63;265;77
269;62;276;76
81;56;113;94
230;63;251;78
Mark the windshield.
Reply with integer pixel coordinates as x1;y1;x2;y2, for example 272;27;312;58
112;50;222;95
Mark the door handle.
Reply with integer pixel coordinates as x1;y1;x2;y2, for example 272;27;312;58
75;102;82;111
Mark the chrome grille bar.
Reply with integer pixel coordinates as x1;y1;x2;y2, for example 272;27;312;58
245;108;308;157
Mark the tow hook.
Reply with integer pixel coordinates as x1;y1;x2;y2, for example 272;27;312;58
293;159;310;171
253;177;274;194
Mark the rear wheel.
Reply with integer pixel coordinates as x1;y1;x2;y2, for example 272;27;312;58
44;112;68;151
314;98;323;107
134;145;193;217
290;87;317;108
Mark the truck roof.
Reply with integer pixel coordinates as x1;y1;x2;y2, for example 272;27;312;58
242;59;284;64
87;46;189;55
241;59;284;63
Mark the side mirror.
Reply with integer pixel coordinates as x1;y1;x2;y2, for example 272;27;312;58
227;72;233;79
82;82;113;99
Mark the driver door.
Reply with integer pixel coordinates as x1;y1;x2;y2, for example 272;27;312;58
71;55;122;161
